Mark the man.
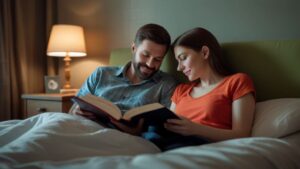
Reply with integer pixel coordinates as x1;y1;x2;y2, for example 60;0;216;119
69;24;177;133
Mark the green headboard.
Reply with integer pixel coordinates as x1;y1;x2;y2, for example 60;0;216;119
109;40;300;101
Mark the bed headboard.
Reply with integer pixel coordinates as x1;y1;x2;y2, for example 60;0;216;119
109;40;300;101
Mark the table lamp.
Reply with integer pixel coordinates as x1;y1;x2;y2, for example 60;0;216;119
47;24;86;93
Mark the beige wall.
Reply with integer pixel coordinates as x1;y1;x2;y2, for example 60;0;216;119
56;0;300;88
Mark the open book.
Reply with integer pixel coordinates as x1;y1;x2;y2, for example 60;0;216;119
71;94;179;128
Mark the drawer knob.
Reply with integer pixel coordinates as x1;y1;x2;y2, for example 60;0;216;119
36;108;47;113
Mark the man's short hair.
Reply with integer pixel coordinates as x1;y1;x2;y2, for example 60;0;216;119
134;23;171;50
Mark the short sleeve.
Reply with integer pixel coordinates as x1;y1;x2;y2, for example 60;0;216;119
230;73;256;100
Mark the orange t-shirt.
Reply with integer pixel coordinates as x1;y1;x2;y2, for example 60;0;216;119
171;73;255;129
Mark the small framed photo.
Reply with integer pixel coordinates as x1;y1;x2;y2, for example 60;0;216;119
44;76;61;93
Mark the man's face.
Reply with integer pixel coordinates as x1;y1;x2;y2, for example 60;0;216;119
131;40;167;80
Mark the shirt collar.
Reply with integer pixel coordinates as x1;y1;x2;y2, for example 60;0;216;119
114;62;162;83
115;62;130;77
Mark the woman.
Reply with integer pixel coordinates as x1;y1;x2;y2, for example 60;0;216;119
163;27;256;147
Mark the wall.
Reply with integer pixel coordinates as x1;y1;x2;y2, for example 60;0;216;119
56;0;300;88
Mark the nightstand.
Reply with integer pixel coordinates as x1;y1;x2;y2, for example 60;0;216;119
21;93;75;118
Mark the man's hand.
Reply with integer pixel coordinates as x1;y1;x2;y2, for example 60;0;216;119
69;104;97;120
110;118;144;135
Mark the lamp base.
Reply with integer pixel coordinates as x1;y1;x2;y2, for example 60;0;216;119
60;88;79;94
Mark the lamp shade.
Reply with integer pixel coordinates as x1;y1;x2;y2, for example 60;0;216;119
47;24;87;57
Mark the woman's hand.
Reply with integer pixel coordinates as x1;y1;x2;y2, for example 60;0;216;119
164;115;200;136
110;118;144;136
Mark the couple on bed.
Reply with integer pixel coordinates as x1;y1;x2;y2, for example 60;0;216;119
69;23;256;151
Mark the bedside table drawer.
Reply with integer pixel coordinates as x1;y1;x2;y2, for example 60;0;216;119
22;93;75;118
26;100;69;117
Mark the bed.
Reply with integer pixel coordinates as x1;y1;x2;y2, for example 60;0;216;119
0;40;300;169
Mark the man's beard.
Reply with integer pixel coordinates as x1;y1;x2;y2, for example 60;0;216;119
133;62;156;80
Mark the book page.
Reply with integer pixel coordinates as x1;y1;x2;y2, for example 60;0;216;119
83;94;122;120
123;103;164;120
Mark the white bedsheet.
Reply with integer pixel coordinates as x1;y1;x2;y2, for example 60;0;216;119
0;113;160;163
0;113;299;169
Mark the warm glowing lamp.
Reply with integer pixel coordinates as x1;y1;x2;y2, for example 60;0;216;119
47;24;86;93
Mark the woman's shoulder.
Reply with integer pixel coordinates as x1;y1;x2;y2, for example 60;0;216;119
224;73;256;100
226;73;253;83
225;73;255;93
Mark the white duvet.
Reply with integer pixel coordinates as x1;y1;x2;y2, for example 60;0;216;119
0;112;299;169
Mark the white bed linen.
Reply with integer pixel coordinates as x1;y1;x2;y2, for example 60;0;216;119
0;113;299;169
0;113;160;163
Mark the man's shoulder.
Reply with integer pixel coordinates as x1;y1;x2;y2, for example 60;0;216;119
93;66;122;75
95;65;121;71
157;71;177;83
226;73;253;84
153;71;178;90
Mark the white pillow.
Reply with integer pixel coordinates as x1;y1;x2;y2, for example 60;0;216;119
251;98;300;138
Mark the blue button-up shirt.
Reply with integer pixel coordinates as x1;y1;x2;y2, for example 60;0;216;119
77;62;178;115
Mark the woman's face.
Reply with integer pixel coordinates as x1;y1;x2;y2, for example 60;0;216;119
174;46;208;81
